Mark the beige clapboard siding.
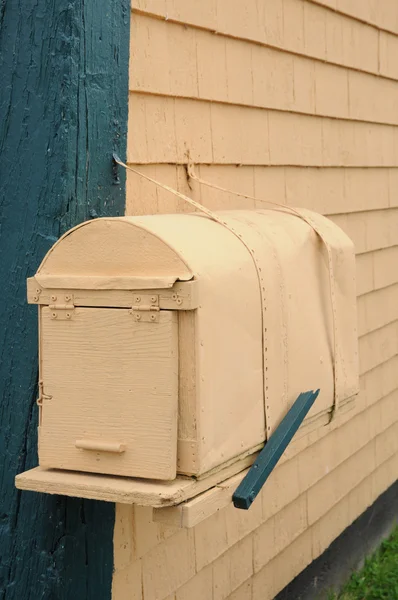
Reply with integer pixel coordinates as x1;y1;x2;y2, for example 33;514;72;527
121;1;398;599
130;14;398;127
308;0;398;36
112;395;398;600
357;283;398;337
380;31;398;80
126;164;398;218
127;94;398;167
329;208;398;254
356;248;398;295
253;453;398;600
111;354;398;598
130;0;398;80
359;320;398;375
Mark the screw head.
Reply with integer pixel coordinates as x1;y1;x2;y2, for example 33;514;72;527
135;296;141;303
51;295;57;301
135;313;141;321
33;295;39;302
176;298;183;306
150;296;156;303
66;313;71;319
52;312;57;319
65;295;71;302
150;314;156;321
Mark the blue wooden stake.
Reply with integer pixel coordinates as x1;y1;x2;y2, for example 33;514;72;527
233;389;320;510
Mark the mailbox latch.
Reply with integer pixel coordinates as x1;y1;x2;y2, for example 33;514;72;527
49;293;75;320
130;294;160;323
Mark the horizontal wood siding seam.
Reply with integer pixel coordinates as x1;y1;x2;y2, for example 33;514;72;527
113;380;398;599
280;356;398;468
127;93;398;167
130;3;398;82
358;321;398;375
305;0;398;37
129;15;398;128
168;432;398;599
251;453;398;599
125;163;398;223
128;87;398;130
357;287;398;337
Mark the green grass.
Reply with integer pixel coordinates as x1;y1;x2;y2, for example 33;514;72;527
329;526;398;600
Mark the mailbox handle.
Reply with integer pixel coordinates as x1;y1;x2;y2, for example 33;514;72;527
233;389;320;510
75;439;126;454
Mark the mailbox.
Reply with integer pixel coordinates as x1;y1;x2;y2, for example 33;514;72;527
27;209;358;483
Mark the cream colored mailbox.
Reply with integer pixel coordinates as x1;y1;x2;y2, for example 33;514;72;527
26;209;358;484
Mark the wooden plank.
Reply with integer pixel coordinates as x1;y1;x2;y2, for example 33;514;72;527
128;93;398;167
27;277;199;310
129;13;398;128
357;284;398;337
39;307;178;480
35;274;179;290
131;0;385;79
125;164;398;218
177;310;199;474
153;471;249;528
359;320;398;375
15;452;260;506
308;0;398;36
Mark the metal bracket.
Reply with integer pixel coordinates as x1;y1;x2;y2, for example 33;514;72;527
49;293;75;320
129;294;160;323
37;381;52;407
233;389;320;510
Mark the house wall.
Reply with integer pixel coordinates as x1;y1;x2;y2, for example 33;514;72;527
115;1;398;598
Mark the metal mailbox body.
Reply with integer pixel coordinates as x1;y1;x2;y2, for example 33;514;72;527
29;209;359;481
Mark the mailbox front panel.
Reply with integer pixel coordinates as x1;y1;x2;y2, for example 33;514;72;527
38;307;178;480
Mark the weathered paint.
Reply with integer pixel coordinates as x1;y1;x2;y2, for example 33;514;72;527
0;1;129;598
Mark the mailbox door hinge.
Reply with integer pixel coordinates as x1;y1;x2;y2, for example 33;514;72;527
49;293;75;320
129;294;160;323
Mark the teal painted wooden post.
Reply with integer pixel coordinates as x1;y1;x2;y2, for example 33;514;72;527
0;2;129;598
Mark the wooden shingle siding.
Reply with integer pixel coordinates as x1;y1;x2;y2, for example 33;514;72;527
118;1;398;599
128;94;398;166
130;15;398;127
131;0;397;78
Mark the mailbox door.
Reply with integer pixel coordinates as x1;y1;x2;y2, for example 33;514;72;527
38;306;178;480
